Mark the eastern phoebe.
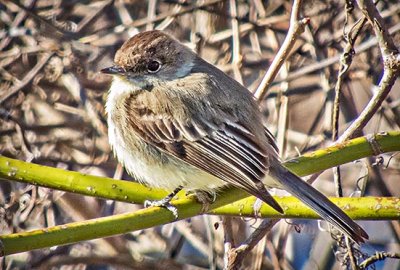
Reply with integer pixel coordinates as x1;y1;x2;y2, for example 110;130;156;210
101;30;368;243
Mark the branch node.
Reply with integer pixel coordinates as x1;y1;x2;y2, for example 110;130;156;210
366;134;383;156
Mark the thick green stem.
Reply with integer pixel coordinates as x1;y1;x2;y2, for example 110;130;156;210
211;196;400;219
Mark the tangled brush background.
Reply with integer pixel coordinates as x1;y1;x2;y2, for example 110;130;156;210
0;0;399;269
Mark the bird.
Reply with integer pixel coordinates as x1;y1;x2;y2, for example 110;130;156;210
101;30;369;243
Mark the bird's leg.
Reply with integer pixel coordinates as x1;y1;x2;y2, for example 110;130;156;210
144;185;183;219
186;189;217;213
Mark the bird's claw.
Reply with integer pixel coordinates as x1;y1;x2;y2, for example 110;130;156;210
144;199;179;220
143;185;183;220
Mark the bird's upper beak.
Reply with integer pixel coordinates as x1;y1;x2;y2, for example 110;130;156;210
100;65;126;75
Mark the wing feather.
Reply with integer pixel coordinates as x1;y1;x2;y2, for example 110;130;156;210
125;98;283;213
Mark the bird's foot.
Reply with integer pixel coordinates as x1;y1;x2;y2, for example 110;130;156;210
186;189;217;213
144;185;183;220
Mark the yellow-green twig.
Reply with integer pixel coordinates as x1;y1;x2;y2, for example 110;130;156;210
211;196;400;219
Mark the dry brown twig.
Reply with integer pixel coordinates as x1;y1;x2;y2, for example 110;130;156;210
253;0;309;100
274;22;400;85
229;0;243;84
337;0;400;142
226;219;280;270
0;53;53;105
360;252;400;269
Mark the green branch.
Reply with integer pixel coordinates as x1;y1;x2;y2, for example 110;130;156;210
0;131;399;255
1;195;398;256
211;196;400;219
1;131;398;203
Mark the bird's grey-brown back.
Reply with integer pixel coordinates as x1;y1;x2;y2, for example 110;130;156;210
190;56;268;143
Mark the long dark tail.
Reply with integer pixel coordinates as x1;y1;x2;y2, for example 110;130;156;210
269;161;369;243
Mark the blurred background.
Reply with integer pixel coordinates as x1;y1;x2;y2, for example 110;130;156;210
0;0;399;269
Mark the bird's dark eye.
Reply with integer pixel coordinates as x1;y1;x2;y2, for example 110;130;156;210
147;60;161;73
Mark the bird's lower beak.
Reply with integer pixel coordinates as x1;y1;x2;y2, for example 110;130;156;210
100;65;126;74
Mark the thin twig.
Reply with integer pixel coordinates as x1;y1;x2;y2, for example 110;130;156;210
275;23;400;85
229;0;243;84
0;0;37;51
146;0;157;31
4;0;74;38
345;236;359;270
227;219;280;269
0;53;53;105
338;0;400;142
254;0;308;100
127;0;222;30
75;0;114;33
248;2;262;55
207;14;288;44
332;8;366;201
222;217;236;270
360;252;400;269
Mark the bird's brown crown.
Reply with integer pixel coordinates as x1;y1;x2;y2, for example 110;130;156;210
114;30;184;73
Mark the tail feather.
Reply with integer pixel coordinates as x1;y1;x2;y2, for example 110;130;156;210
269;162;369;243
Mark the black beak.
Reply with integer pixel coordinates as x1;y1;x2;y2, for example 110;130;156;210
100;65;126;74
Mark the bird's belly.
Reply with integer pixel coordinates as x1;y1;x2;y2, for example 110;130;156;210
108;119;225;192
